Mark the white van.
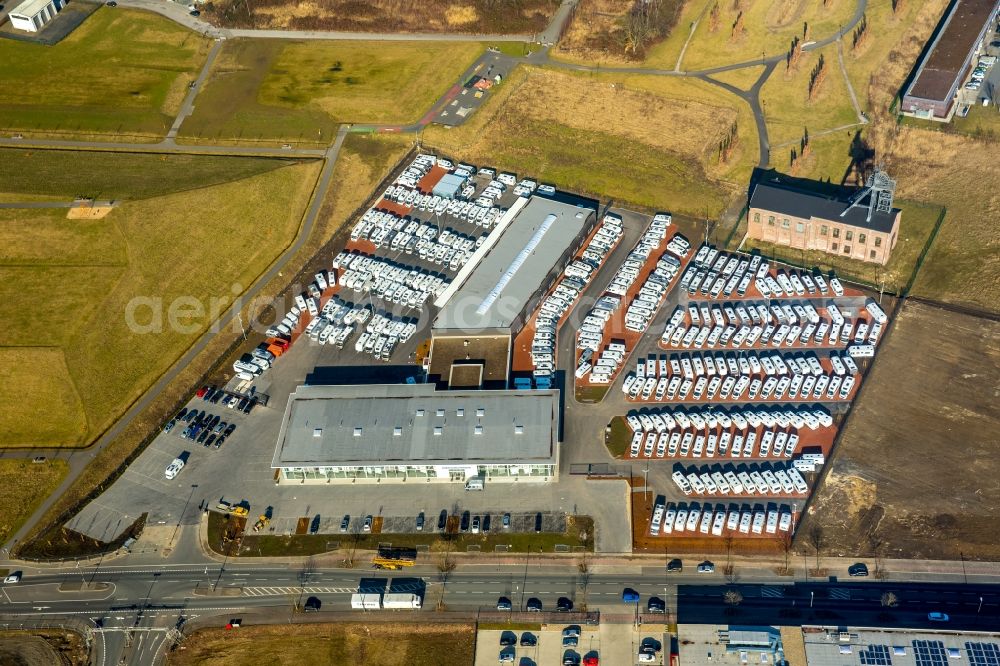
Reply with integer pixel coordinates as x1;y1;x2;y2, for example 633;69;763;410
465;477;485;491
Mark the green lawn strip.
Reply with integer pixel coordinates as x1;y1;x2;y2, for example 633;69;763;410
211;513;594;556
605;417;631;458
741;199;942;292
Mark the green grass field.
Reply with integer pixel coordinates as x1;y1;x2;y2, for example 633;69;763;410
742;199;943;293
0;148;293;200
179;39;483;144
0;459;69;545
0;156;321;447
760;43;859;146
0;8;209;140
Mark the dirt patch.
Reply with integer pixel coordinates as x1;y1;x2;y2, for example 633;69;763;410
0;630;89;666
801;300;1000;560
66;205;113;219
205;0;557;33
168;622;475;666
765;0;807;29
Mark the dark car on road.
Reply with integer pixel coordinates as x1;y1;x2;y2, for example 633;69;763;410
213;435;225;449
647;596;666;613
340;515;350;532
667;558;683;573
526;598;542;612
437;510;448;530
416;512;425;531
205;434;216;448
496;596;512;611
557;597;573;612
303;596;321;612
849;563;869;577
224;423;236;437
197;429;210;444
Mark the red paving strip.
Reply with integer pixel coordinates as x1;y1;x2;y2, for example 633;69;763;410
574;234;694;389
416;165;448;194
511;218;624;374
373;197;413;218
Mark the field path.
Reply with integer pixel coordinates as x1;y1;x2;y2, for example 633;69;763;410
166;40;224;142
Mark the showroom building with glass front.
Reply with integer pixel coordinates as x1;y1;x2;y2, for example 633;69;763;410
271;384;560;484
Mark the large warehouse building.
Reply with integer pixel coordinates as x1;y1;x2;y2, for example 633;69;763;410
900;0;1000;120
271;384;561;484
8;0;65;32
747;173;901;265
428;195;596;387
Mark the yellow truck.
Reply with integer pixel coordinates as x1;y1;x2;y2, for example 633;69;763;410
252;514;270;532
372;557;414;571
216;500;249;517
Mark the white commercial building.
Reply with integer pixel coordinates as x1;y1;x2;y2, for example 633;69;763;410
8;0;65;32
271;384;561;484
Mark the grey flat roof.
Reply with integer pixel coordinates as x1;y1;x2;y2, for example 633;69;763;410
750;182;900;234
272;384;560;467
904;0;999;103
803;627;1000;666
433;196;594;332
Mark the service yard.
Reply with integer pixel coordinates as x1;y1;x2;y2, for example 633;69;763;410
800;300;1000;561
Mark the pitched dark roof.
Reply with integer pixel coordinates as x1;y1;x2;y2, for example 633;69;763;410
749;182;899;234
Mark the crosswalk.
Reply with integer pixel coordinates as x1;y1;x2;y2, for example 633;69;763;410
242;586;355;597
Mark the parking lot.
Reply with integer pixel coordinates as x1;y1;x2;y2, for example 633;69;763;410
66;155;634;552
475;623;668;666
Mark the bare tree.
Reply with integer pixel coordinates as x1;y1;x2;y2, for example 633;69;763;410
807;525;824;573
724;588;743;614
881;591;899;608
779;531;794;575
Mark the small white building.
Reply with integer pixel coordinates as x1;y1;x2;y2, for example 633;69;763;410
9;0;65;32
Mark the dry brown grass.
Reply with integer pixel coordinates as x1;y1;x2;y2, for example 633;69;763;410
801;301;1000;560
168;622;476;666
0;459;69;545
870;123;1000;309
554;0;685;62
423;66;755;216
210;0;556;33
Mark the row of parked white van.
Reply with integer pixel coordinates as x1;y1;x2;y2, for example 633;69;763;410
303;296;371;348
575;340;626;383
683;243;848;301
624;250;683;334
626;403;833;435
333;251;450;311
529;215;624;378
651;501;794;537
627;421;803;460
605;214;673;298
661;315;882;352
671;463;809;497
354;313;417;362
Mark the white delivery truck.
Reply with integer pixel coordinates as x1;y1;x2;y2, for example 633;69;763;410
382;593;422;610
350;593;382;610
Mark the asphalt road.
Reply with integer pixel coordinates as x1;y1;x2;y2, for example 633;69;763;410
3;562;1000;665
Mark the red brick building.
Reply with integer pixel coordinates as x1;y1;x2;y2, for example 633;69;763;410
747;182;901;265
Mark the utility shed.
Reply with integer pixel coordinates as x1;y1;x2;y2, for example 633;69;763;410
432;173;467;199
9;0;65;32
